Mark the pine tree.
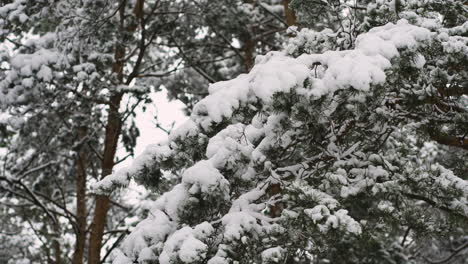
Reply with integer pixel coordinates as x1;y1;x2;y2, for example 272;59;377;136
161;0;293;112
97;1;468;263
0;0;296;263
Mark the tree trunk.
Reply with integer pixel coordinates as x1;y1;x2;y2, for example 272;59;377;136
243;37;255;72
242;0;256;71
72;127;88;264
87;2;126;261
87;92;123;264
283;0;296;26
87;0;151;261
87;196;111;264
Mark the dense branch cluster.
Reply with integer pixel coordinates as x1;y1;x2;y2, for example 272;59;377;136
96;1;468;263
0;0;290;263
0;0;467;264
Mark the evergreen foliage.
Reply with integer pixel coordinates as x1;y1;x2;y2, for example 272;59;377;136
0;0;289;263
96;1;468;263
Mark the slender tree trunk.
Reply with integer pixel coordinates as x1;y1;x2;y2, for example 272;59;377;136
72;127;88;264
87;73;124;264
87;0;150;261
87;2;126;261
87;93;123;264
88;196;110;264
283;0;296;26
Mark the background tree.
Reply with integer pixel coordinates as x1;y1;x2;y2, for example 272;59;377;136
152;0;294;112
0;0;297;263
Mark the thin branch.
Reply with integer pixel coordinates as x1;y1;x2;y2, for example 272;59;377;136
424;241;468;264
401;226;411;247
10;178;58;224
15;161;56;181
259;3;289;27
208;26;245;62
170;35;217;83
428;128;468;151
125;0;148;85
254;27;287;41
114;153;132;165
403;192;468;220
100;230;129;263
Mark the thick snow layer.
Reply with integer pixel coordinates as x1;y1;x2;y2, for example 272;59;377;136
189;19;432;130
137;247;156;263
297;20;432;97
261;246;285;262
192;51;310;130
168;119;199;141
93;144;172;192
120;210;176;260
178;236;208;263
206;124;254;169
182;160;229;198
222;211;261;241
0;34;62;106
112;251;132;264
96;19;433;195
152;184;188;221
0;0;27;19
10;49;60;72
159;227;208;264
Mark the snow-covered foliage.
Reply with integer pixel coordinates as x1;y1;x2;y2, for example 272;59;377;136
160;0;289;112
0;0;293;263
96;2;468;263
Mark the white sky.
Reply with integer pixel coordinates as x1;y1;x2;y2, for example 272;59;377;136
116;88;188;170
114;88;188;206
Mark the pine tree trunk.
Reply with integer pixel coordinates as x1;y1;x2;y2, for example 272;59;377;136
72;127;88;264
243;38;255;71
87;2;126;260
242;0;256;71
283;0;296;26
87;93;123;264
87;196;110;264
87;0;150;261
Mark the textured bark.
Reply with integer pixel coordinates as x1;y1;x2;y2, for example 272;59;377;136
242;0;256;71
87;2;126;262
87;195;111;264
72;127;88;264
87;92;123;264
87;91;123;263
267;183;284;217
243;38;255;71
283;0;296;26
133;0;144;17
87;0;152;261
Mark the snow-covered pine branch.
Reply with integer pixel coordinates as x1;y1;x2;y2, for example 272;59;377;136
96;11;468;264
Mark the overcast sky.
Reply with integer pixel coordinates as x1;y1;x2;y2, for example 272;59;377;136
116;89;188;170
